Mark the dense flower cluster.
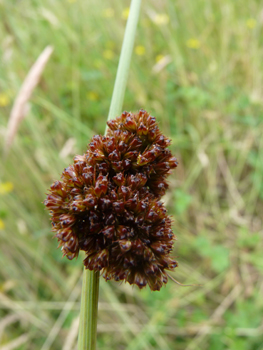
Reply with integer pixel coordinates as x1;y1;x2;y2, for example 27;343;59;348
45;110;178;290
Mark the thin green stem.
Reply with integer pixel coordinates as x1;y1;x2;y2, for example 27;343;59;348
108;0;142;122
77;1;141;349
78;270;100;350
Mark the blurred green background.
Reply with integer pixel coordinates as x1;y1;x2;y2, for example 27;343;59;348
1;0;263;349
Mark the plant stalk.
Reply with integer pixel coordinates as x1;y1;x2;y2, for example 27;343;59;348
78;0;141;350
77;0;141;349
108;0;142;122
78;269;100;350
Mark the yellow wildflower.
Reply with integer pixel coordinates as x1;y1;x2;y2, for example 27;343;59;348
153;14;169;26
0;182;14;194
0;93;10;107
87;91;99;101
0;219;4;230
102;8;114;18
246;18;256;29
122;7;130;20
135;45;146;56
186;38;200;49
103;50;114;60
155;54;165;63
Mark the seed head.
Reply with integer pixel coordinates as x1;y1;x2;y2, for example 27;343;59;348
45;110;178;290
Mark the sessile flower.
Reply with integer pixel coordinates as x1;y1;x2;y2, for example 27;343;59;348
45;110;178;291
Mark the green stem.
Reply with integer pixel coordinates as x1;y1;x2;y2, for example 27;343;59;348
77;270;100;350
108;0;142;122
78;1;141;349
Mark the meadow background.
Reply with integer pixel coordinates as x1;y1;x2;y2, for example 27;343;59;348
1;0;263;349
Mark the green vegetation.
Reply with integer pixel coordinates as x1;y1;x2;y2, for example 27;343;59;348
1;0;263;349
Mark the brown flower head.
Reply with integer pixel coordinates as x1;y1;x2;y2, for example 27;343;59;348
45;110;178;290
